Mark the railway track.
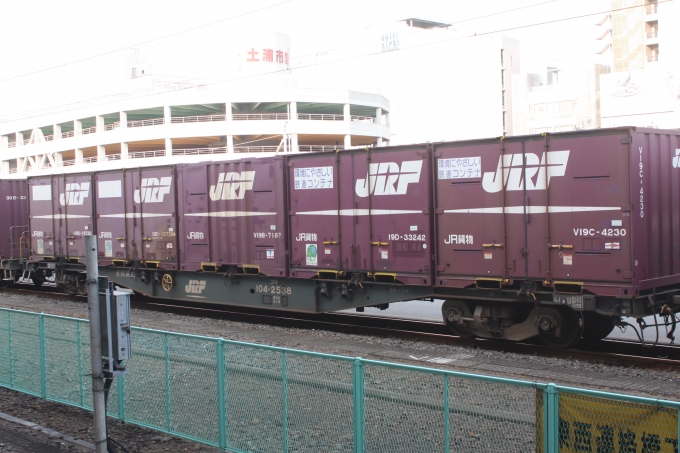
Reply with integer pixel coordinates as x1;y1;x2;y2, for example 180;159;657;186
4;285;680;372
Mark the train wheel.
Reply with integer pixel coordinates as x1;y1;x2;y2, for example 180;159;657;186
538;307;582;348
582;312;618;341
442;299;476;338
161;274;173;292
31;271;45;287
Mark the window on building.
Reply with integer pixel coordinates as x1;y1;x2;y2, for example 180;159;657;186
559;100;574;111
500;49;504;66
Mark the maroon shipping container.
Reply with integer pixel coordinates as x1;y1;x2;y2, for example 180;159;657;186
28;174;94;261
434;127;680;296
0;180;29;260
94;167;178;269
288;147;433;285
177;157;287;276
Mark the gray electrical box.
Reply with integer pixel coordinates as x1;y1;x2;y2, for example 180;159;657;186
99;277;131;377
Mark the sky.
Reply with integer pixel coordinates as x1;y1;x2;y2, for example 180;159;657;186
0;0;612;118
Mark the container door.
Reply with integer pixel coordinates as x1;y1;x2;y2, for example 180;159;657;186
61;174;93;259
133;168;177;265
52;177;66;257
350;148;432;284
28;178;57;258
95;173;127;264
289;155;342;274
435;142;513;284
540;134;631;283
125;171;141;261
181;165;211;266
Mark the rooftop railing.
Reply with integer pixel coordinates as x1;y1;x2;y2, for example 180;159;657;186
646;3;658;14
172;147;228;156
351;115;375;123
234;146;279;153
298;145;344;153
171;115;226;124
647;30;658;38
127;118;164;128
104;122;120;131
648;54;659;62
297;113;344;121
105;154;121;161
81;126;96;135
7;142;16;148
82;156;98;164
129;150;166;159
232;113;290;121
44;135;54;142
62;131;75;139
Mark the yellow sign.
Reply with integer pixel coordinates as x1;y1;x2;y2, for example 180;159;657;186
539;392;678;453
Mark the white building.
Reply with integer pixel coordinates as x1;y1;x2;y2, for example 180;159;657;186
0;24;521;177
597;0;680;128
291;21;520;142
511;64;610;135
0;83;390;176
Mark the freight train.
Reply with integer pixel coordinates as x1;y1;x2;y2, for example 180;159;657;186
1;127;679;348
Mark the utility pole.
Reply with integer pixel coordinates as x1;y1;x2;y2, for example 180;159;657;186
85;236;108;453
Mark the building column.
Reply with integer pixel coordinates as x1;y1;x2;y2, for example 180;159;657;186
96;115;105;133
121;142;128;160
376;107;382;125
1;136;7;149
291;134;299;153
53;124;62;140
16;132;23;147
54;152;63;165
16;158;24;172
97;145;106;161
165;138;172;157
1;161;8;175
384;111;390;125
289;101;297;120
344;134;352;149
75;148;83;164
343;103;350;122
226;135;234;154
120;111;127;129
164;106;171;124
377;137;383;147
74;120;82;136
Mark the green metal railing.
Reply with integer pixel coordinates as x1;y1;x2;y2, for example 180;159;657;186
0;307;678;453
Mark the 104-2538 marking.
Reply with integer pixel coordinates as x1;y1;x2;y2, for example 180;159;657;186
255;284;292;295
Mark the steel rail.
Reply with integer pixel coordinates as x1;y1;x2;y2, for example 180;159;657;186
2;285;680;371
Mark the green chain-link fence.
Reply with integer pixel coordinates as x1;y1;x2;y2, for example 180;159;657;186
0;307;677;453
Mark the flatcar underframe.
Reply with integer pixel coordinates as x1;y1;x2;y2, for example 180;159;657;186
9;260;680;348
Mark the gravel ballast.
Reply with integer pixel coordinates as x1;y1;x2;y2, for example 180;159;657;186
0;292;678;452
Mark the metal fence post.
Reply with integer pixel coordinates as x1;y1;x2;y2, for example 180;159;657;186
117;375;125;422
39;313;46;398
543;383;559;453
444;375;450;453
216;339;226;452
353;357;365;453
7;311;13;388
282;351;289;453
77;321;84;407
164;333;171;432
